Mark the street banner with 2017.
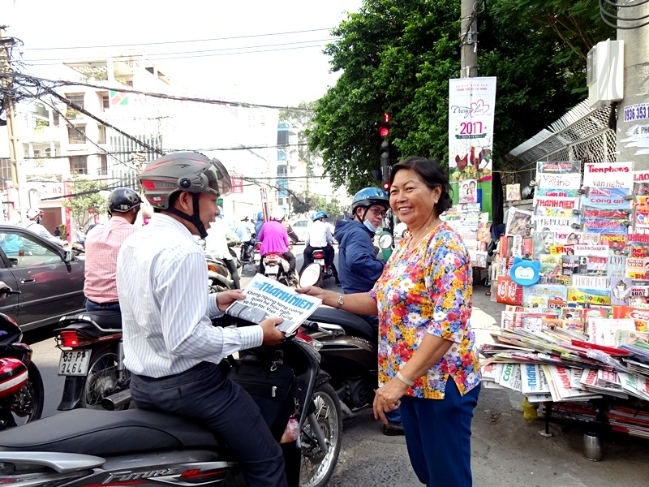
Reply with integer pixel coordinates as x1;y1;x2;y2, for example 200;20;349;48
448;77;497;217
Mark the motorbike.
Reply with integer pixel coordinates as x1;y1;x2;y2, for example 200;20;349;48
262;252;298;287
206;255;236;292
296;235;394;417
300;248;334;288
0;328;343;487
240;234;257;270
0;290;44;431
54;311;129;411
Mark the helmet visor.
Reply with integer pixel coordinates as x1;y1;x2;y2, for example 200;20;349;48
204;159;232;197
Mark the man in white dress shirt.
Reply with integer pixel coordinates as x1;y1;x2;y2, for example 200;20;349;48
299;211;340;285
116;152;287;487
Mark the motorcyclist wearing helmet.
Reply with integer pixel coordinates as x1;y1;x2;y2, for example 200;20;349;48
205;205;241;289
335;187;389;296
334;187;404;436
22;208;64;244
235;215;256;263
84;187;142;312
116;152;286;487
299;211;340;286
257;208;297;281
254;211;265;235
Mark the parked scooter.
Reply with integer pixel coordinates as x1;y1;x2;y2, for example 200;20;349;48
206;255;236;292
0;289;44;431
54;311;128;411
0;330;342;487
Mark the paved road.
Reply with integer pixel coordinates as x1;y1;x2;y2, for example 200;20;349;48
22;245;649;486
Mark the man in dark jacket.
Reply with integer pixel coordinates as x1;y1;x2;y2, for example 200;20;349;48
334;187;403;436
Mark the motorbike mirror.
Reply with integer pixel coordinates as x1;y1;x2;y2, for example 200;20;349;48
63;250;74;263
378;234;393;249
299;264;321;288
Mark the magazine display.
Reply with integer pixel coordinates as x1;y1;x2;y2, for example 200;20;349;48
484;161;649;441
226;274;322;335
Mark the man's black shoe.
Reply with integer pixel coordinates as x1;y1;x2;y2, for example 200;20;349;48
383;422;405;436
335;279;341;286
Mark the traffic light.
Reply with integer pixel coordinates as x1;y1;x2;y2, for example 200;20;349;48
380;139;391;183
377;112;390;139
382;181;391;192
217;197;224;206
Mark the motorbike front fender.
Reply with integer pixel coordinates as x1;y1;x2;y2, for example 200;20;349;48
57;375;86;411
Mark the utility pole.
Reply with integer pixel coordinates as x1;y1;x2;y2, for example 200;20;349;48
460;0;479;78
0;26;27;221
615;2;649;168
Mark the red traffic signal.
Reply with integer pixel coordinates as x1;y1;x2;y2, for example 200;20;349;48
382;181;391;192
377;112;390;139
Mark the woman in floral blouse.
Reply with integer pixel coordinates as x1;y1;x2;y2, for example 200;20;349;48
299;156;481;486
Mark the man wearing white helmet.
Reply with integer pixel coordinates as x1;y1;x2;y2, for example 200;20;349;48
22;208;66;246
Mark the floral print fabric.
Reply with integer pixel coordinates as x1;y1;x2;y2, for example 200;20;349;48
370;223;481;399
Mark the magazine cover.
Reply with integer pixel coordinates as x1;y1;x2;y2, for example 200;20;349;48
506;208;533;237
582;162;633;189
611;277;633;306
506;184;521;201
581;187;632;210
458;179;477;204
523;284;568;310
226;274;322;335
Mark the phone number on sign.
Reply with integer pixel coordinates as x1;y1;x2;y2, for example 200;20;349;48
624;103;649;123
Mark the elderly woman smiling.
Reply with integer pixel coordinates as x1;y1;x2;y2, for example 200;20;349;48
299;156;481;486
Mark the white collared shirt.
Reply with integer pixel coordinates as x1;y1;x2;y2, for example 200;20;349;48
117;213;263;378
306;220;333;248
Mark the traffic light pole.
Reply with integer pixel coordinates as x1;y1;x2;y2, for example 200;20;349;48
460;0;479;78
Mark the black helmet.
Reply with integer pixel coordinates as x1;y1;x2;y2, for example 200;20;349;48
109;188;142;213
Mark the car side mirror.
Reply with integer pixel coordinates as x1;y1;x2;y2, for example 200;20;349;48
63;250;74;263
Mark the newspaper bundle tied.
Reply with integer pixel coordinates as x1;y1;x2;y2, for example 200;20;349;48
226;274;322;335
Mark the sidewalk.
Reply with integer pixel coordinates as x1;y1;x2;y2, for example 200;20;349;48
471;282;502;347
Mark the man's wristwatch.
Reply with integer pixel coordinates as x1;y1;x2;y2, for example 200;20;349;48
335;294;344;310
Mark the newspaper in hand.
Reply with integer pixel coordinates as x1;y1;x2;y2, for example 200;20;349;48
226;274;322;335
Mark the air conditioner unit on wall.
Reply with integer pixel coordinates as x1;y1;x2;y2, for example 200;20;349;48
587;39;624;108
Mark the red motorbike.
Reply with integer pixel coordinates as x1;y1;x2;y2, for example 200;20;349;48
0;288;44;431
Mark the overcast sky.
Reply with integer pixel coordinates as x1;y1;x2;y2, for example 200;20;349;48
2;0;363;106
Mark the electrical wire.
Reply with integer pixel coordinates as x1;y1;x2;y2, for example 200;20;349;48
8;72;313;112
599;0;649;30
27;28;335;51
24;38;337;63
44;87;164;156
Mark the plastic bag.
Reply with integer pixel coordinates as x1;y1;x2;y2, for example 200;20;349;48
280;416;299;444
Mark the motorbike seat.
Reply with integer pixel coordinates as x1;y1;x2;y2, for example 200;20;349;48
0;409;219;456
58;311;122;334
309;307;376;342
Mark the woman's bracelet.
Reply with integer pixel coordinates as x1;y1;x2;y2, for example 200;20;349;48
396;371;414;387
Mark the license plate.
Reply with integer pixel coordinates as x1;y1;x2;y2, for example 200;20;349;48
314;259;325;264
58;350;92;376
266;265;278;275
254;254;260;263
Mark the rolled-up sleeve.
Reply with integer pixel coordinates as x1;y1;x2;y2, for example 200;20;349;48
424;238;472;344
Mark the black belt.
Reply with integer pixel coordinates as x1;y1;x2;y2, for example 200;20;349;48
87;298;119;306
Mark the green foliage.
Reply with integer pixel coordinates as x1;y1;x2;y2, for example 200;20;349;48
57;223;68;240
290;192;346;218
62;179;108;230
308;0;613;192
